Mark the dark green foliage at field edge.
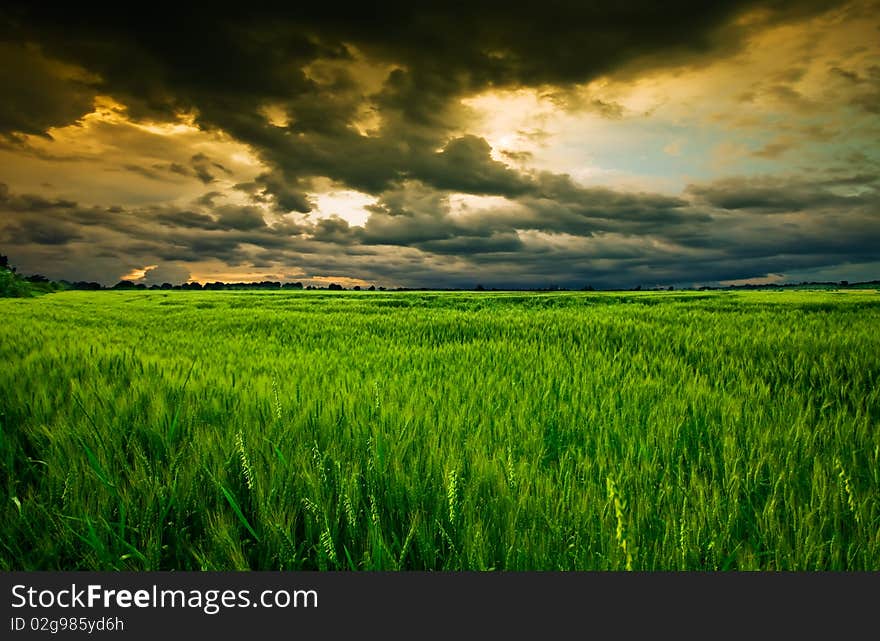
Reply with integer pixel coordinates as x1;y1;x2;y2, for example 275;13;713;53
0;266;66;298
1;289;878;570
0;267;35;298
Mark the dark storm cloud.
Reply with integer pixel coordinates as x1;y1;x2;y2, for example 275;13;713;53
412;136;533;196
2;3;842;103
3;157;880;288
1;219;82;246
155;206;266;231
686;174;879;212
355;176;697;249
0;183;286;275
251;174;313;213
156;210;218;229
0;2;874;288
417;233;525;255
214;206;267;231
311;216;354;243
5;194;77;211
0;1;849;206
0;42;98;139
0;184;77;211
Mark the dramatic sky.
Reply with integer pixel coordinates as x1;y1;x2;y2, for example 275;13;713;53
1;2;878;288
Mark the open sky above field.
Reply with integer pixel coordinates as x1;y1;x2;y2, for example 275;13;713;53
1;1;878;288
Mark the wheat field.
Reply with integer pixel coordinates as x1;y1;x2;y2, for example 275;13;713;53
1;289;878;570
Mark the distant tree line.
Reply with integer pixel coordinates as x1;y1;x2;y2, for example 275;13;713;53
89;278;880;293
2;251;877;296
103;280;384;291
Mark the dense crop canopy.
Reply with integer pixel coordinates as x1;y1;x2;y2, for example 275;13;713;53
1;289;878;570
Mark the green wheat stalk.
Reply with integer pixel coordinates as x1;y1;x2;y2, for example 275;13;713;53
607;476;633;571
